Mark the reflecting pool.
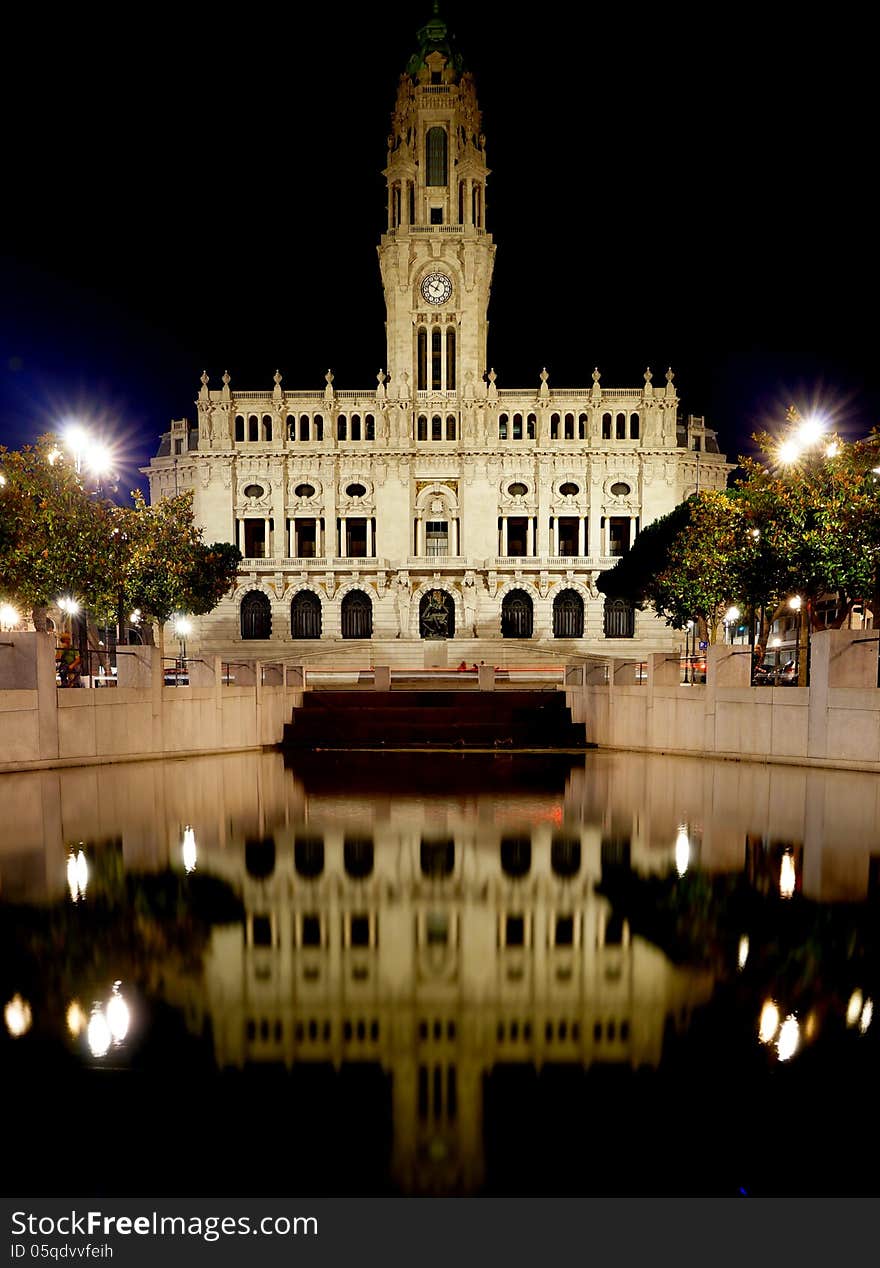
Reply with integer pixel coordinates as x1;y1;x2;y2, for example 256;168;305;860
1;750;878;1196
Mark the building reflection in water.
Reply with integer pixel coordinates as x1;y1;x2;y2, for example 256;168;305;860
1;748;879;1194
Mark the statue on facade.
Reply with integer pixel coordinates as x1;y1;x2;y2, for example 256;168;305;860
462;571;478;637
395;571;412;637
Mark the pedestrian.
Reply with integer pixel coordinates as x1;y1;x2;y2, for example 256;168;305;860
56;633;82;687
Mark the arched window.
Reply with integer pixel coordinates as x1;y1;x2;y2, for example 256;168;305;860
432;414;442;440
300;414;311;441
291;591;322;639
248;415;259;442
314;415;323;441
344;835;374;878
499;413;508;440
365;414;375;440
630;413;640;439
551;834;581;877
337;415;347;441
245;837;275;879
341;591;373;639
578;413;588;439
417;415;428;441
513;413;523;439
604;597;635;638
240;591;271;640
420;838;455;878
564;413;574;440
501;589;533;638
473;183;482;227
294;835;324;878
286;415;296;440
417;328;428;391
431;327;442;390
235;415;245;441
553;589;584;638
550;413;560;440
446;328;456;389
527;413;536;439
446;414;456;440
602;413;612;440
351;414;361;440
426;126;448;185
616;412;626;440
262;415;273;441
501;836;531;877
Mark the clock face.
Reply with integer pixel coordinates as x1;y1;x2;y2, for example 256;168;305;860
420;272;453;306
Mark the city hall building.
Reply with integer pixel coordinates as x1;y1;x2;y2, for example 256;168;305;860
145;6;730;659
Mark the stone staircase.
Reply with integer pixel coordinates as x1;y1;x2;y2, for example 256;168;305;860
282;688;589;750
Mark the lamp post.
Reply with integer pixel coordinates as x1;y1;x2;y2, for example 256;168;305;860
724;605;741;645
174;616;192;671
788;595;806;686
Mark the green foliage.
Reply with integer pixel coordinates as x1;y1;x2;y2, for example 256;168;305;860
0;437;121;621
597;425;880;637
0;438;241;631
117;491;242;627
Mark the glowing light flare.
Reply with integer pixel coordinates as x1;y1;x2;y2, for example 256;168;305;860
796;416;827;447
67;848;88;902
779;852;796;899
759;1000;780;1044
860;999;873;1034
129;609;141;625
174;616;192;638
182;825;197;874
776;1014;800;1062
778;439;802;465
66;1000;86;1038
46;447;63;465
675;826;690;877
770;637;781;648
737;935;749;970
846;990;864;1027
106;983;130;1043
58;596;81;617
84;441;114;478
0;603;20;630
87;1007;112;1058
788;595;802;612
725;606;741;623
4;994;32;1038
825;442;840;457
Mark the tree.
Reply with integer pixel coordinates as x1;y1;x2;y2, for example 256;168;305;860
0;438;121;629
116;491;241;653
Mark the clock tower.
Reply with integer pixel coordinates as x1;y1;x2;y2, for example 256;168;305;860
378;2;495;404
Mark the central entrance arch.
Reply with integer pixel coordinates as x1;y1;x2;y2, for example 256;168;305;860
419;588;455;639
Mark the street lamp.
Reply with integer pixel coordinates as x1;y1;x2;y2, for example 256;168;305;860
724;605;741;644
174;616;192;663
0;603;20;631
788;595;807;686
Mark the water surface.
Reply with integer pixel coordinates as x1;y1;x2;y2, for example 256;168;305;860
1;750;878;1196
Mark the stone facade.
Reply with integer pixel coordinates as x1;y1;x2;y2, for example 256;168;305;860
144;8;730;657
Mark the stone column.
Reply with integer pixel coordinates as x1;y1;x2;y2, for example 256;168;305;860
339;515;347;558
366;517;374;558
527;517;534;556
264;518;271;558
501;517;508;555
552;518;559;555
577;517;585;557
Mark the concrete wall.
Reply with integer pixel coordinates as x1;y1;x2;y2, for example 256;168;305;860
0;633;303;773
568;628;880;772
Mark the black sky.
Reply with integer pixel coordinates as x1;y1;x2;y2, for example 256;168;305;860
1;2;875;496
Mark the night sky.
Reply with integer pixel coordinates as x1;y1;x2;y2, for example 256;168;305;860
1;2;874;499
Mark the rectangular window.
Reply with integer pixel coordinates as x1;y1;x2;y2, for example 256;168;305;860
346;518;368;558
430;206;443;224
555;915;574;947
558;517;579;556
609;517;631;556
350;914;371;948
507;516;528;557
301;915;322;947
505;915;525;947
243;521;266;558
426;521;448;557
294;519;317;558
252;915;272;947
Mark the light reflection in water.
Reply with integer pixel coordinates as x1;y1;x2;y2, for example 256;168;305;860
87;1007;111;1058
2;748;880;1196
182;826;197;874
4;994;32;1038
